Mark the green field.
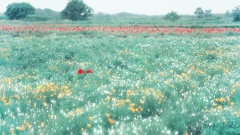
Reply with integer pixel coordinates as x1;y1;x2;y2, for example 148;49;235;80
0;18;240;135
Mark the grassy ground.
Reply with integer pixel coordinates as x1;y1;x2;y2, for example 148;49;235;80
0;31;239;134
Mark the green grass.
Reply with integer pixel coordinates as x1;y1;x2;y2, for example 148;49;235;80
0;32;240;134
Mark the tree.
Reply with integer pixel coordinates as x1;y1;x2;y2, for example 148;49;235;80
4;2;35;20
232;6;240;21
61;0;93;21
163;11;180;22
194;7;204;18
204;9;213;18
225;10;232;18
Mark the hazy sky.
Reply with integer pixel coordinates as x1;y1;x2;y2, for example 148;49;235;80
0;0;239;15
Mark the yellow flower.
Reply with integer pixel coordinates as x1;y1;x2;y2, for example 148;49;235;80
230;102;234;106
140;100;144;104
89;117;93;121
108;118;114;125
41;123;45;127
75;108;81;114
106;113;111;118
139;106;143;111
224;68;229;73
159;72;165;76
13;94;20;99
125;99;130;103
50;114;55;119
105;96;111;101
135;108;139;112
18;124;25;131
87;124;91;128
26;122;32;129
129;107;136;113
231;90;235;95
43;102;47;106
68;112;73;117
81;128;84;132
219;98;225;103
130;103;135;107
217;105;222;110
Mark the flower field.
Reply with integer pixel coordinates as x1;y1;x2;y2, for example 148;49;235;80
0;25;240;135
1;25;240;35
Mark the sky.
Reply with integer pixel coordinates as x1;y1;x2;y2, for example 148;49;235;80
0;0;240;15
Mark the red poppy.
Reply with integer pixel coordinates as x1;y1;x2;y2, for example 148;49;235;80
77;69;84;74
86;69;93;74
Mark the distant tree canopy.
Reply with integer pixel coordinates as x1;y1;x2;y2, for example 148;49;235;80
194;7;204;18
232;6;240;21
4;2;35;20
225;10;232;18
35;8;60;17
61;0;93;21
163;11;180;22
194;7;214;19
204;9;213;18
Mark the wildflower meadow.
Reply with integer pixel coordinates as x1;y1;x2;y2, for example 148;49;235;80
0;23;240;135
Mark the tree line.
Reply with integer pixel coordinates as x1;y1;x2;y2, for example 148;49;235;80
3;0;240;21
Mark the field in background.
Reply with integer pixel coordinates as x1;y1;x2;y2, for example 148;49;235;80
0;13;240;27
0;17;240;135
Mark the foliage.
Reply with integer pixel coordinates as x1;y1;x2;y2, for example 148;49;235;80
204;9;213;18
163;11;181;22
35;8;60;17
232;6;240;21
24;15;55;21
61;0;93;21
194;7;204;18
4;2;35;20
0;16;7;20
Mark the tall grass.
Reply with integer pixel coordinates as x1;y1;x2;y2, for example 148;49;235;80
0;33;239;134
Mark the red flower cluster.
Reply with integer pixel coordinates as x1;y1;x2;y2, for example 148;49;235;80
77;69;93;74
1;25;240;35
77;69;84;74
86;69;93;74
